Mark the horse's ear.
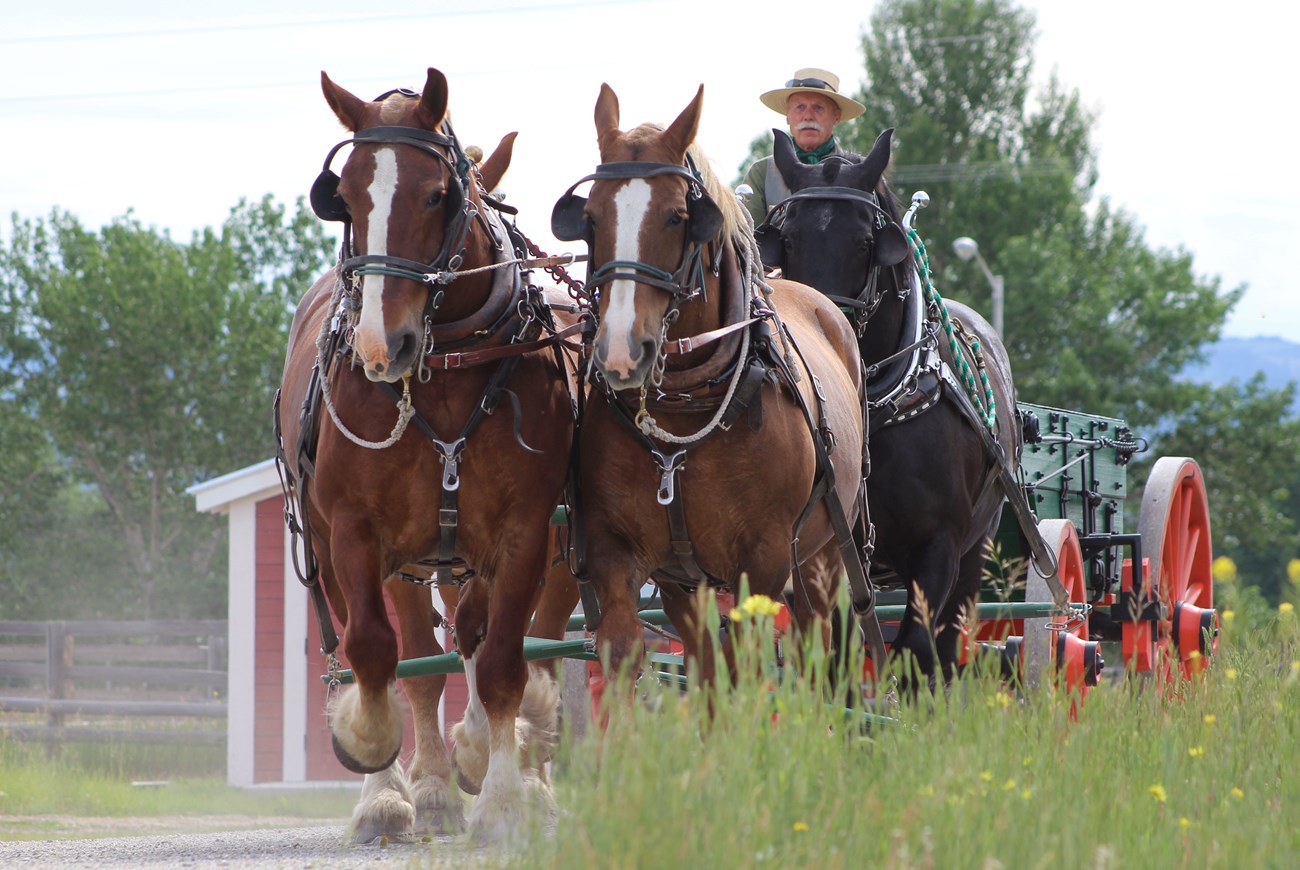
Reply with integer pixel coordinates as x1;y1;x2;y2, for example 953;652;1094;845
418;68;450;130
861;128;895;191
663;85;704;158
872;221;911;268
478;131;517;194
754;222;784;270
321;71;368;132
772;129;799;187
595;84;620;144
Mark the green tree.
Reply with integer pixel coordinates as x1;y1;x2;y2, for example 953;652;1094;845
0;197;334;618
735;0;1291;588
737;0;1240;430
1144;377;1300;602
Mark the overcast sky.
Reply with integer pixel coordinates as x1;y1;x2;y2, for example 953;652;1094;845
3;0;1295;340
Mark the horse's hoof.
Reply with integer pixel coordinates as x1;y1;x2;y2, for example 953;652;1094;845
457;769;482;796
416;803;466;836
332;733;401;775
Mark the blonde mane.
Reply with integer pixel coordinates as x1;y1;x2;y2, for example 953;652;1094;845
685;142;748;248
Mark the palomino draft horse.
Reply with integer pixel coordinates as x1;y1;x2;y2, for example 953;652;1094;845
551;84;879;685
755;128;1064;685
277;69;575;843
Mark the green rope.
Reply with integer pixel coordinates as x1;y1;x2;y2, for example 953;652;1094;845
906;227;997;431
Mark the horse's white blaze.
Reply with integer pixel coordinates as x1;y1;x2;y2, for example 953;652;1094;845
601;179;652;379
355;149;399;368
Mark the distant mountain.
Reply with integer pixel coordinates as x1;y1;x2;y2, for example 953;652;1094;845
1182;336;1300;408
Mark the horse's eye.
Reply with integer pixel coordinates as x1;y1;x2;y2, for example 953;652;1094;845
668;211;684;227
427;191;444;209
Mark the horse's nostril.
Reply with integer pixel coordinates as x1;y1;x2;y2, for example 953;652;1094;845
638;339;656;365
387;330;419;370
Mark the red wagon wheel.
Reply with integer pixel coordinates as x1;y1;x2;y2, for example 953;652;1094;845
1137;457;1217;686
1021;518;1099;695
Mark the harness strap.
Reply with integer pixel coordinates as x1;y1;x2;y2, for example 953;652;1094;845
562;350;605;628
423;320;586;369
273;389;340;657
663;315;763;356
762;324;888;671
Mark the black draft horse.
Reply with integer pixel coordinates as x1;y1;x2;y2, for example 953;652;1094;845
755;128;1060;686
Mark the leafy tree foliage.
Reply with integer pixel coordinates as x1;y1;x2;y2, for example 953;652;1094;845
0;197;334;618
1142;377;1300;602
736;0;1295;584
738;0;1239;429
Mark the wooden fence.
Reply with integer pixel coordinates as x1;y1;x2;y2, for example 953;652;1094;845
0;620;228;746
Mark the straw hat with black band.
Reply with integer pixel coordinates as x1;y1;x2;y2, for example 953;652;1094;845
759;68;865;121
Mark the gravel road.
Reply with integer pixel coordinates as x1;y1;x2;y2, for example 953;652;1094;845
0;824;507;869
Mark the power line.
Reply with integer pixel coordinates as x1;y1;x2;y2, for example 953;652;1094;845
0;59;623;105
0;1;656;45
892;160;1076;183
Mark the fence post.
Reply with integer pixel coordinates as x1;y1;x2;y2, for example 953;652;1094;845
45;621;70;757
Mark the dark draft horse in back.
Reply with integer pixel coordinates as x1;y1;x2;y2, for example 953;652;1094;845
552;84;871;687
277;70;574;843
756;128;1061;687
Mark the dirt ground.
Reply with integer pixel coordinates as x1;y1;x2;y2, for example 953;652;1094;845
0;813;346;841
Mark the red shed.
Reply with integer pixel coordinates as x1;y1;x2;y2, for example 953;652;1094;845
189;459;469;787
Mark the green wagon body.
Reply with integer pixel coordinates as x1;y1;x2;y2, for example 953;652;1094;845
989;401;1139;608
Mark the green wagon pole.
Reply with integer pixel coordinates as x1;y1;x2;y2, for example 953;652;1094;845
565;601;1064;633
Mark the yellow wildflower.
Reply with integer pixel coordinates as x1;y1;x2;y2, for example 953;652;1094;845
792;821;809;833
1288;558;1300;585
980;770;993;783
1149;784;1167;803
918;785;935;798
1225;668;1238;681
728;608;742;622
1020;788;1033;800
1280;602;1295;616
1222;610;1236;624
1179;817;1192;830
1003;779;1016;792
1188;746;1204;758
739;594;782;618
1203;714;1216;725
1212;556;1237;584
1231;787;1245;800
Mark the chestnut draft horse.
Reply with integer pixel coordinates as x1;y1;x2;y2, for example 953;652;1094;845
277;69;577;843
754;128;1065;687
551;84;882;688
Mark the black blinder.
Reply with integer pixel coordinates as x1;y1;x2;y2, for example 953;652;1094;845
443;180;465;222
753;222;784;270
551;192;590;242
311;170;349;222
872;221;910;268
686;193;722;243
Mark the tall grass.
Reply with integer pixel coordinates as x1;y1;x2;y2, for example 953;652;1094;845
517;598;1299;869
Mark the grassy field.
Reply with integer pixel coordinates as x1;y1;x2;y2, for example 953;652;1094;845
2;589;1295;866
518;596;1299;869
0;737;357;840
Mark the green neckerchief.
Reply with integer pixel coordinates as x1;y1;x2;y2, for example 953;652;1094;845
796;137;838;165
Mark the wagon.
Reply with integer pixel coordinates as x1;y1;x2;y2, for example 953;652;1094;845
965;403;1218;697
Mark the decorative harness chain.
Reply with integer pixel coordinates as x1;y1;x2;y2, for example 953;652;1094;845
905;226;998;432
